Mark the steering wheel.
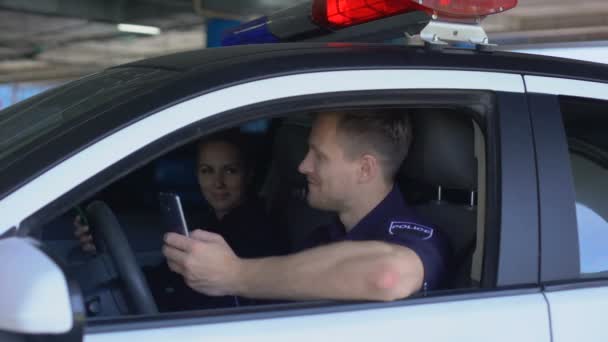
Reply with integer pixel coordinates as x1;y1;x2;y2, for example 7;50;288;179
86;201;158;315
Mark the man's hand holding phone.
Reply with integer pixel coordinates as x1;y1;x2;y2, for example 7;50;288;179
163;229;243;296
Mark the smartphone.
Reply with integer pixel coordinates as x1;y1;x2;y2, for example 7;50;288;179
158;192;189;237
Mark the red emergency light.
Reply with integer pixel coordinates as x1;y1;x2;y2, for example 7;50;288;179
312;0;518;29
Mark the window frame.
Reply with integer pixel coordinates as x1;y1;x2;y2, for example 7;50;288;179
4;71;539;330
527;93;581;284
50;90;537;330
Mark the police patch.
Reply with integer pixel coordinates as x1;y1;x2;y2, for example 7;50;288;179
388;221;434;240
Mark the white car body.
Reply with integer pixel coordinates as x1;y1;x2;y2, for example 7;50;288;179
0;28;607;342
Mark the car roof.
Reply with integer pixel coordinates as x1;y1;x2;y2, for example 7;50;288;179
123;42;608;79
1;42;607;201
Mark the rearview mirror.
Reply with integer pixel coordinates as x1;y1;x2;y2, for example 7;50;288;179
0;237;73;334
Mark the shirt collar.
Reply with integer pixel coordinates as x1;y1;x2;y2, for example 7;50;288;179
328;185;411;241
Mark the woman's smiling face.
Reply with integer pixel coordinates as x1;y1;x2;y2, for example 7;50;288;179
197;141;248;219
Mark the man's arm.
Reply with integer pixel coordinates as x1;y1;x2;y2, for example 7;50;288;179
163;230;424;302
238;239;424;301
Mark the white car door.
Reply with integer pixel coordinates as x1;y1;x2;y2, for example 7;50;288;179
0;69;550;342
86;294;549;342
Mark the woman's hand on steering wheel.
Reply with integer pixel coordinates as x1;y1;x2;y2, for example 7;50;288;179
73;215;97;254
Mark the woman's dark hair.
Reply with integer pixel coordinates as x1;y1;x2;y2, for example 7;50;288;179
196;128;253;172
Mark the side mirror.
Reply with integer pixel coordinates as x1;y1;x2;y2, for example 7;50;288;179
0;237;73;334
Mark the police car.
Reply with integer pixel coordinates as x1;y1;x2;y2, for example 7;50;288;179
1;0;607;341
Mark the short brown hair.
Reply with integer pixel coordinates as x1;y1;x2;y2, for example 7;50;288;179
325;109;413;181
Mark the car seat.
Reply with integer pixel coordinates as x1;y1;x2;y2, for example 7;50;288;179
401;109;479;288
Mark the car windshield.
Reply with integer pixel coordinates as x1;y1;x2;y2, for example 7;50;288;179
0;67;174;168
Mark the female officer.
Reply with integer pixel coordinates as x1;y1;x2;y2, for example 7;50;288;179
189;130;287;258
75;129;287;310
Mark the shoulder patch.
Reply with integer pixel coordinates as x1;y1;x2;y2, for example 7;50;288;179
388;221;434;240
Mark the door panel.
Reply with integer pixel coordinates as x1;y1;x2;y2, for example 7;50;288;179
86;293;550;342
545;287;608;342
15;71;544;341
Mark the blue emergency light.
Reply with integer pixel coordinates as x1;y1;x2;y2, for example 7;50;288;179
221;17;279;46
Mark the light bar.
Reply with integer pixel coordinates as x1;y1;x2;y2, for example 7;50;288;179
313;0;424;29
117;23;161;35
221;3;321;46
222;0;517;46
415;0;518;17
312;0;518;29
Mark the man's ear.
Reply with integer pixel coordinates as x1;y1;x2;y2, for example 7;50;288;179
358;154;379;184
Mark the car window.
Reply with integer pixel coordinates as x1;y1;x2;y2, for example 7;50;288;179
570;154;608;274
561;96;608;276
38;105;490;318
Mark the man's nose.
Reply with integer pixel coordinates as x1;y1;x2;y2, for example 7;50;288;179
298;151;312;175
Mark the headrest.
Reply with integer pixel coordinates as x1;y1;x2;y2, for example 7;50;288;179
402;109;477;190
272;116;312;188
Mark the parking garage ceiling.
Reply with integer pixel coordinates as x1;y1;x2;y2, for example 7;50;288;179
0;0;607;83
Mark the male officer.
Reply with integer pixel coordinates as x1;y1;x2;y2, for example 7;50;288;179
163;110;450;301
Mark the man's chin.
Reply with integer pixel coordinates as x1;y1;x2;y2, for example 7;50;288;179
306;194;319;208
306;194;330;211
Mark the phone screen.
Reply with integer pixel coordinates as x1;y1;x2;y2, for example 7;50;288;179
158;192;190;236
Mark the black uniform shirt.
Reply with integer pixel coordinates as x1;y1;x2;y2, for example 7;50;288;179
304;186;451;291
